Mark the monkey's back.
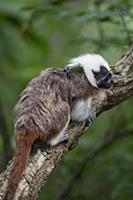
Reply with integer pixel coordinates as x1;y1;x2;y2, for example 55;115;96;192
14;68;69;139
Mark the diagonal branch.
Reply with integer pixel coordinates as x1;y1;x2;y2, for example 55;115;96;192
0;46;133;200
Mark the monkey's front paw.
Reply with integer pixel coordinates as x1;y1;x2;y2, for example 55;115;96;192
85;111;96;127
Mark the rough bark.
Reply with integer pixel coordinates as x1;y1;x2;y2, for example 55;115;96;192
0;46;133;200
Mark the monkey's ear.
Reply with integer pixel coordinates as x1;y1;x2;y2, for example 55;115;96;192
64;63;84;74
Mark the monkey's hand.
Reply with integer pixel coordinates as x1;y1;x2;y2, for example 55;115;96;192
64;63;83;75
85;110;96;127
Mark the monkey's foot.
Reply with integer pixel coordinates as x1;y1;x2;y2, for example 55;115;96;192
49;132;69;147
85;111;96;127
57;132;69;145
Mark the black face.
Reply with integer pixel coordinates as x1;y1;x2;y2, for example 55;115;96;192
92;66;113;89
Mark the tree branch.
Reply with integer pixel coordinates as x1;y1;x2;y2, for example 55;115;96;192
0;46;133;200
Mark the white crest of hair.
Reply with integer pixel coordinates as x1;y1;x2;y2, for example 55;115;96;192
69;54;110;88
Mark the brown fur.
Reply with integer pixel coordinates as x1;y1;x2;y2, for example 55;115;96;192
4;68;97;200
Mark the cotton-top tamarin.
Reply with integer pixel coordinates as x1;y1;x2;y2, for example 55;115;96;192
4;54;113;200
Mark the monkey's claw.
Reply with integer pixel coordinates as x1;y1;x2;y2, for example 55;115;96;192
59;132;69;144
57;132;69;144
85;111;96;127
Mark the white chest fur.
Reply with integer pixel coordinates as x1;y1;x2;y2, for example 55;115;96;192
71;97;92;122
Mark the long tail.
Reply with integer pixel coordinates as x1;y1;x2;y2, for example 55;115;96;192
3;132;35;200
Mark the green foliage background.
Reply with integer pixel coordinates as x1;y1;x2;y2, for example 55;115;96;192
0;0;133;199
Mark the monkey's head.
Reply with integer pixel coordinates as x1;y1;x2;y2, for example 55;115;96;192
69;54;113;89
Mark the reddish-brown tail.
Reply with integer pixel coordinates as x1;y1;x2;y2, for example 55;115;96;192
3;132;36;200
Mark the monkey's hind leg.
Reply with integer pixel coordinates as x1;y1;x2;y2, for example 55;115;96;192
47;101;70;147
